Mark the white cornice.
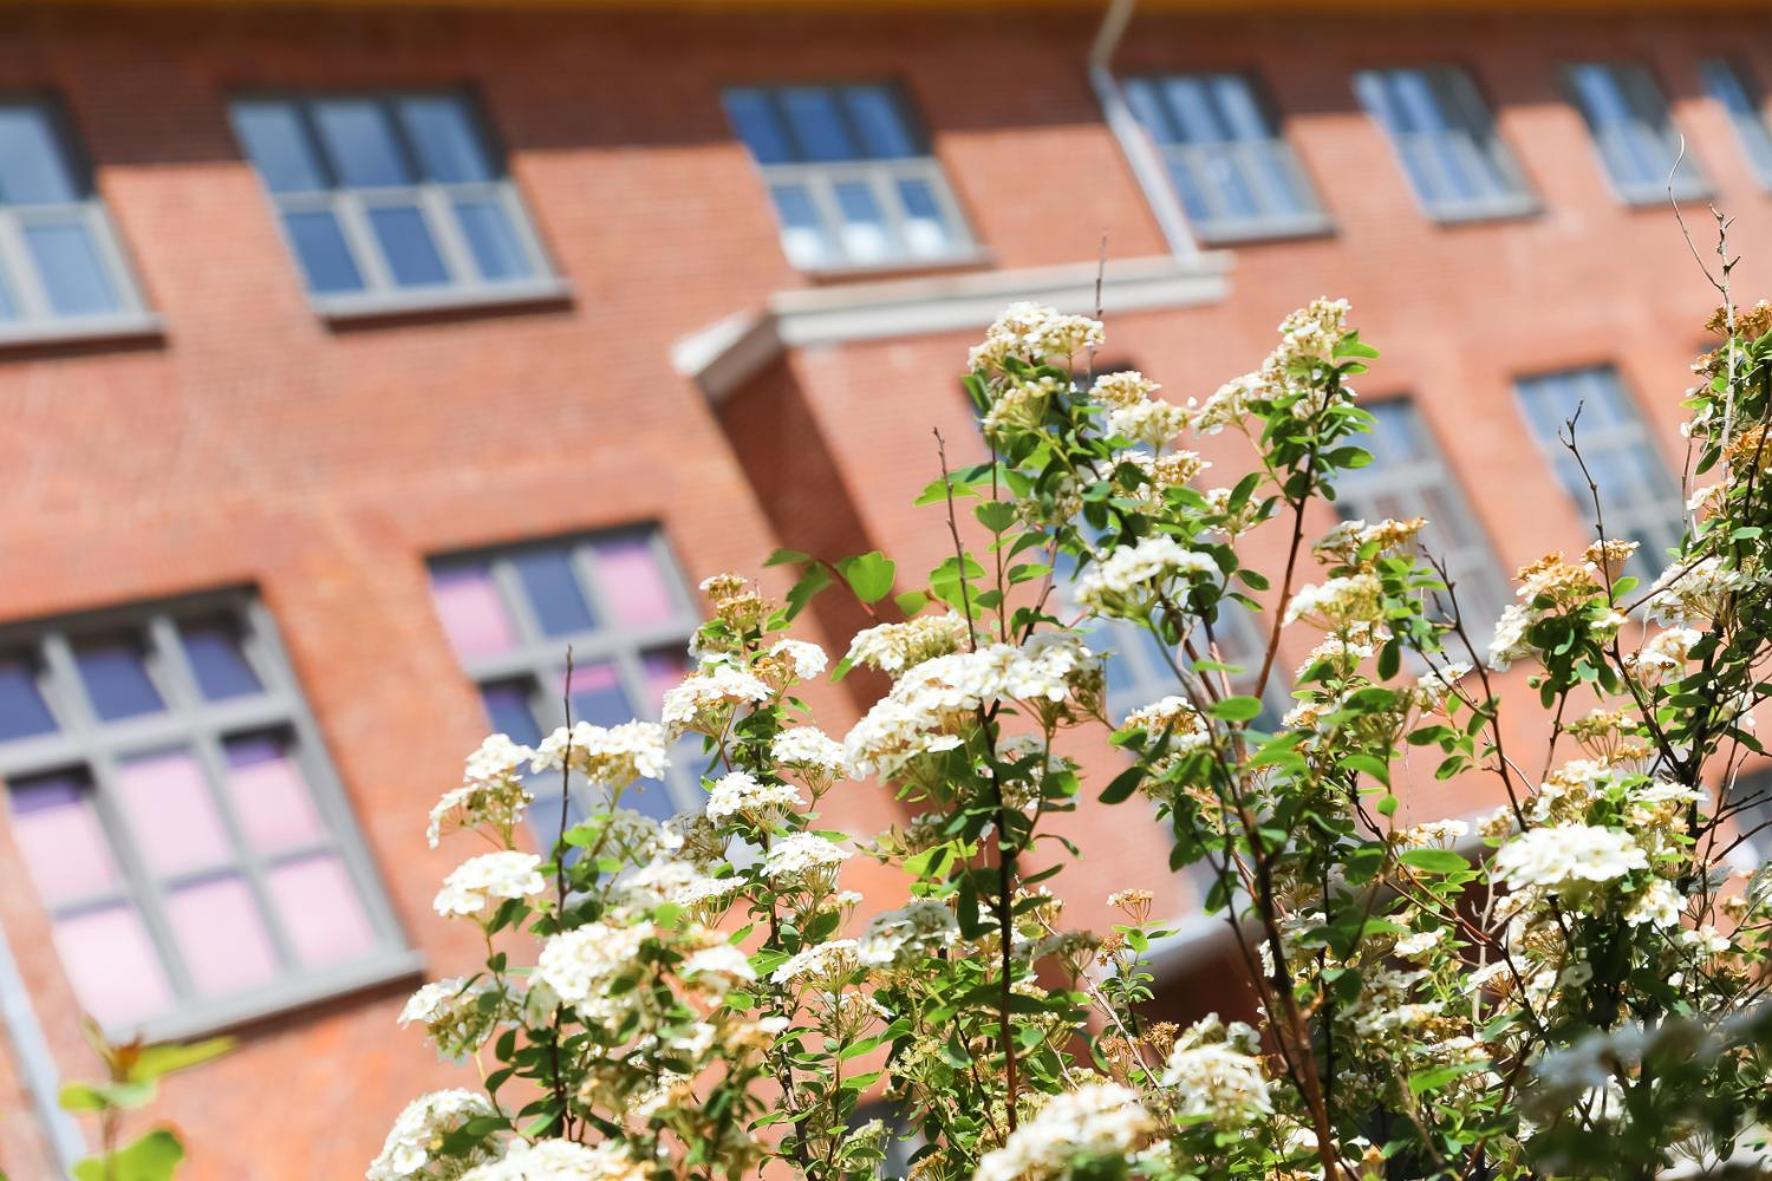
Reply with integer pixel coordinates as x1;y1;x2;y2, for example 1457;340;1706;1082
672;251;1232;402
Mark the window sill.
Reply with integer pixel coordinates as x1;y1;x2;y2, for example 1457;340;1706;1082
1617;184;1715;209
313;276;573;324
121;947;426;1045
1196;214;1336;246
1422;198;1543;226
797;247;995;284
0;311;165;352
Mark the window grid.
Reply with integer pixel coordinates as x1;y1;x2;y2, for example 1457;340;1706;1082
1701;59;1772;189
230;92;556;316
0;98;152;343
1336;399;1511;641
1514;367;1685;581
1564;62;1710;204
723;84;977;271
1122;72;1329;242
1354;66;1536;221
427;529;705;836
0;593;410;1040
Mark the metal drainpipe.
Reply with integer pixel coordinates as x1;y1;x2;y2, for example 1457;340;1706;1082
1088;0;1201;260
0;925;86;1175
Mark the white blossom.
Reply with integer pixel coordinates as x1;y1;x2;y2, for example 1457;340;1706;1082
660;665;772;734
768;638;829;681
1160;1015;1272;1126
429;735;535;848
433;852;545;919
973;1083;1154;1181
761;833;850;888
1074;535;1217;616
366;1090;495;1180
845;614;972;676
458;1139;646;1181
531;720;668;788
704;770;802;827
1494;825;1647;894
771;727;849;778
536;921;655;1009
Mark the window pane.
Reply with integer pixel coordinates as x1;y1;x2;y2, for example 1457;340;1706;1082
833;181;891;262
1210;76;1270;142
282;210;364;295
179;620;262;701
843;86;918;159
266;853;377;968
0;656;58;742
769;184;832;268
24;220;121;317
312;100;412;188
480;680;544;747
780;88;857;162
166;874;280;996
52;904;172;1028
724;89;796;165
231;102;327;194
398;96;494;184
367;204;450;287
0;104;80;206
896;178;954;257
453;196;533;282
9;770;118;904
562;661;631;728
1702;61;1772;182
74;641;164;722
1163;77;1225;143
115;748;232;878
513;547;597;637
430;563;517;659
223;732;324;855
591;535;678;627
0;257;18;320
641;649;692;713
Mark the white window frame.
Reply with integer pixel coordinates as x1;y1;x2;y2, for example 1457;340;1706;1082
726;84;981;274
1354;65;1538;223
1122;72;1331;244
0;590;416;1043
1514;366;1685;581
1336;398;1510;644
230;91;565;320
428;528;706;833
1563;61;1711;206
0;97;158;348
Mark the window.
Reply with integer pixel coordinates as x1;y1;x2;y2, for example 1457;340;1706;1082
1337;400;1510;639
1354;66;1535;220
1564;62;1708;203
1723;766;1772;867
426;528;704;841
0;98;152;342
1701;60;1772;188
230;93;556;315
0;594;410;1039
1121;73;1328;241
1515;366;1684;580
722;83;976;270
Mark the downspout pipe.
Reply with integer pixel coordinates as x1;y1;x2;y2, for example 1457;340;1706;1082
1088;0;1201;260
0;925;85;1174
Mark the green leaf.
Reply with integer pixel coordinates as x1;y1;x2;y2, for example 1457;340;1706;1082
61;1081;154;1113
894;590;929;616
1099;765;1144;805
1209;696;1264;723
764;548;811;567
784;563;833;622
74;1130;184;1181
974;501;1018;534
840;552;896;604
1408;1061;1488;1095
128;1037;233;1083
1399;848;1468;875
1376;794;1399;817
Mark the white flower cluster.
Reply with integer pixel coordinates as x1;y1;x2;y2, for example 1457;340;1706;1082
1283;573;1383;630
366;1089;495;1181
859;898;959;968
458;1139;647;1181
770;938;862;986
1090;370;1191;450
661;664;773;735
973;1082;1156;1181
429;735;535;848
531;720;669;789
767;638;828;681
433;852;545;919
399;977;504;1059
771;727;848;778
1160;1015;1273;1126
536;921;655;1010
1074;535;1217;616
704;770;802;828
968;302;1105;372
761;833;851;889
1645;556;1756;625
612;858;737;917
846;614;973;675
1493;825;1648;894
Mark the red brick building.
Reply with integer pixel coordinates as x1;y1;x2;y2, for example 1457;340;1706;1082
0;1;1765;1175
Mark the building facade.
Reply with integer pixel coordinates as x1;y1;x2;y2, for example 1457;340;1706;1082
0;1;1765;1175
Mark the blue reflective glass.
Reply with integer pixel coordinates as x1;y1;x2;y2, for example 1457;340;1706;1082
625;780;679;822
367;205;449;287
514;548;596;637
0;105;80;206
282;210;363;294
1702;61;1772;182
842;87;918;159
399;97;494;184
25;222;120;316
480;681;543;747
564;664;632;730
0;658;58;742
75;643;163;722
1163;77;1225;144
454;197;532;282
780;88;856;162
0;256;22;320
313;101;411;188
1122;80;1177;144
180;623;262;701
723;89;796;165
231;102;327;193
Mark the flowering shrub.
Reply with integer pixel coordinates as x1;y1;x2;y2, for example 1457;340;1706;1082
377;294;1772;1180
